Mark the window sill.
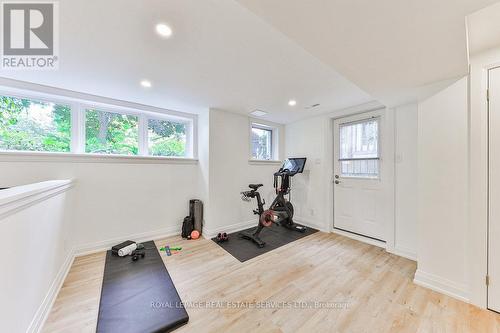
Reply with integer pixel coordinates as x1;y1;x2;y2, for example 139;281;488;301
0;151;199;165
0;180;74;220
248;159;282;165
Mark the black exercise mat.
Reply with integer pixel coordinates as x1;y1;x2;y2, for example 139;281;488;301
97;241;189;333
212;223;318;262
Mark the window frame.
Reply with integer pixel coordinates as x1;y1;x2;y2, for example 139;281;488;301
82;106;141;156
249;122;279;162
145;114;192;158
0;87;197;161
0;91;76;153
338;116;381;179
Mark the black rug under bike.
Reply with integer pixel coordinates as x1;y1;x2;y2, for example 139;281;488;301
212;223;318;262
96;241;189;333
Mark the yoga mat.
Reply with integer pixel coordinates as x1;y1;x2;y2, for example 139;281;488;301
97;241;189;333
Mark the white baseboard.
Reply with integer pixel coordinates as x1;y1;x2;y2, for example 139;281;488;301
391;245;417;261
293;216;327;232
413;269;469;303
203;219;256;239
75;225;180;257
28;247;75;333
332;227;386;249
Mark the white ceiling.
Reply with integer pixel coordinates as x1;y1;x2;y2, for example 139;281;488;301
467;2;500;56
0;0;373;124
2;0;498;123
235;0;500;107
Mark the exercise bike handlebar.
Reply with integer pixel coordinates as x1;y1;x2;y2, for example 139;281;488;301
275;168;299;177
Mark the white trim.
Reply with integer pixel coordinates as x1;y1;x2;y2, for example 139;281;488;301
138;113;148;156
414;269;470;303
329;220;416;261
0;151;199;164
330;107;395;246
332;227;386;249
249;118;281;161
294;216;328;232
203;220;257;239
468;49;500;308
75;104;86;153
27;248;75;333
0;180;74;220
390;245;417;261
74;225;181;257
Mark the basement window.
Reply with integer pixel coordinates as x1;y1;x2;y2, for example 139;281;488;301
0;95;71;152
251;123;274;160
147;118;188;157
85;109;139;155
0;90;197;160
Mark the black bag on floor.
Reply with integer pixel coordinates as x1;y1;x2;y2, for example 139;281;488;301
182;216;194;238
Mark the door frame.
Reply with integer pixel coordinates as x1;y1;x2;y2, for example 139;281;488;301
487;65;500;312
469;54;500;309
325;106;396;252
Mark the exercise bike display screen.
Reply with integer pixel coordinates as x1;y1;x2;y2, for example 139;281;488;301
281;158;306;174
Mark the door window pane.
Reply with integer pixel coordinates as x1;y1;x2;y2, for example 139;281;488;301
85;109;138;155
0;95;71;152
251;125;272;160
148;118;186;157
341;159;379;178
339;118;379;177
340;119;379;159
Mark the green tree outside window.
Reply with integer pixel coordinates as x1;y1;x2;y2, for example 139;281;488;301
0;96;71;152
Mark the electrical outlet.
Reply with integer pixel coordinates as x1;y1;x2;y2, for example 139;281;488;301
310;209;314;216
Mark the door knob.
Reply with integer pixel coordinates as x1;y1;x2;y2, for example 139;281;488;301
335;180;340;184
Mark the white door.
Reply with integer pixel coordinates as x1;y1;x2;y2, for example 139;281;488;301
488;66;500;312
333;111;386;241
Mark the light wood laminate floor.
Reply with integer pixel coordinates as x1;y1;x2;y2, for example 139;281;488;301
42;232;500;333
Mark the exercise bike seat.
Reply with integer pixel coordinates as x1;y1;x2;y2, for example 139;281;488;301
248;184;263;190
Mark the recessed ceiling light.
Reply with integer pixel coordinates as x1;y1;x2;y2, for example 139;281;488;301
250;109;267;117
288;100;297;106
140;80;152;88
156;23;172;38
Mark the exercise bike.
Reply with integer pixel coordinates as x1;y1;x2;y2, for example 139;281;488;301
240;158;307;248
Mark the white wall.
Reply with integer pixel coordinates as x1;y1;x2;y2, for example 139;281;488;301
284;116;329;230
415;76;469;301
394;104;418;259
284;103;417;256
0;106;284;257
197;110;210;219
468;46;500;307
204;109;285;235
0;159;203;252
0;188;74;333
0;107;285;332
